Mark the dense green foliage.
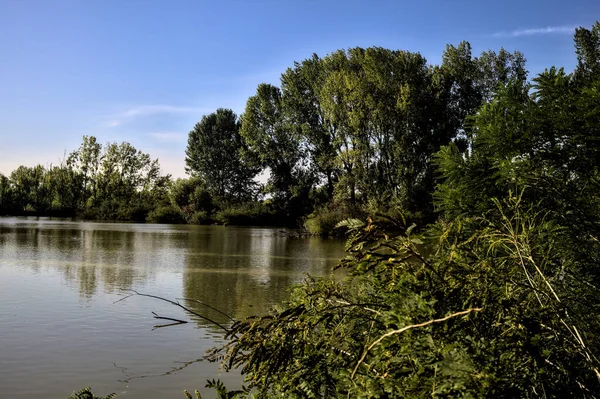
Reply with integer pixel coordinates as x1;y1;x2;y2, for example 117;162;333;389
233;44;526;230
186;108;261;204
0;136;171;221
173;41;528;231
201;22;600;398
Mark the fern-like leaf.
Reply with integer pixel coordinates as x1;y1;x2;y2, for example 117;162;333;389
65;387;116;399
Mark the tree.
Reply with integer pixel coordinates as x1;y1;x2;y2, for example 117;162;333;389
477;48;527;102
241;84;314;222
574;21;600;82
45;162;81;215
169;177;214;222
186;109;260;203
0;173;15;214
434;22;599;226
274;44;527;221
281;54;339;200
9;165;49;213
68;135;102;206
318;47;440;211
0;135;170;221
93;140;169;220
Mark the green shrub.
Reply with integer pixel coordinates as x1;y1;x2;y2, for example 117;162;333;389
214;202;275;226
213;193;600;397
146;204;185;223
303;202;353;236
121;204;149;222
188;210;212;225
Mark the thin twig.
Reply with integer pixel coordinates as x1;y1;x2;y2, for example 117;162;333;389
151;311;188;324
177;297;236;322
350;307;482;380
114;357;204;383
153;322;188;330
326;299;389;316
113;293;135;304
117;290;234;336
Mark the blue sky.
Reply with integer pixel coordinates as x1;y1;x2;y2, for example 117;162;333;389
1;0;598;178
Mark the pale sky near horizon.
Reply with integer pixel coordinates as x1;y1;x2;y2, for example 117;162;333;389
1;0;598;178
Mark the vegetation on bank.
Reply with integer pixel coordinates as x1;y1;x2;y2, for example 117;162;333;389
63;22;600;398
3;29;528;233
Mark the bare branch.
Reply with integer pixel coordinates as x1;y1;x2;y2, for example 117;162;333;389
112;293;135;304
151;311;188;324
351;307;482;380
177;297;235;322
113;357;204;383
118;290;234;336
153;322;188;330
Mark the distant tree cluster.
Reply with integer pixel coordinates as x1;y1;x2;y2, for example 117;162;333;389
0;136;170;221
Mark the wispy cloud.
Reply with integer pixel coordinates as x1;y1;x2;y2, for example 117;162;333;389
493;25;577;38
148;132;188;142
106;105;211;128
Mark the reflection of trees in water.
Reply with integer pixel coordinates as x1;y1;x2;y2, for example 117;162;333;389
0;221;345;315
182;227;346;330
93;230;137;295
0;222;176;299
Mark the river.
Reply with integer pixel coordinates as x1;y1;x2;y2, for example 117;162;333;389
0;217;346;398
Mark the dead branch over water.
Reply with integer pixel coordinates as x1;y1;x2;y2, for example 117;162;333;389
114;289;234;335
151;311;187;325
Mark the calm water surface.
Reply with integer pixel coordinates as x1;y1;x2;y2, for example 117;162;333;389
0;217;345;398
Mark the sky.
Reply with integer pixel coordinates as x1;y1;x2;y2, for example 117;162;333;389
1;0;598;178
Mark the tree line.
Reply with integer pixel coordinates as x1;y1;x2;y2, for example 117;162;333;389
184;43;526;231
0;136;171;221
0;38;527;231
0;24;592;239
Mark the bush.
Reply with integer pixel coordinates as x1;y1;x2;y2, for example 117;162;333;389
146;205;185;224
212;193;600;397
303;202;354;237
121;204;149;222
188;210;214;225
214;202;275;226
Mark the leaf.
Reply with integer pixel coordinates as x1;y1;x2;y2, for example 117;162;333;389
336;218;366;231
